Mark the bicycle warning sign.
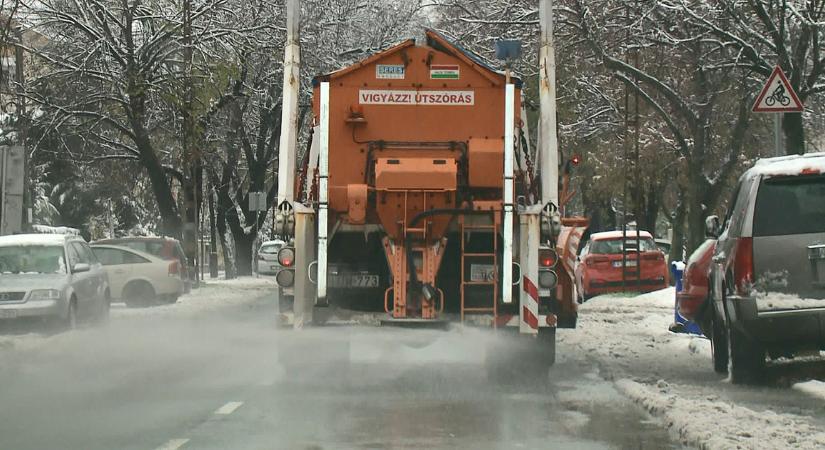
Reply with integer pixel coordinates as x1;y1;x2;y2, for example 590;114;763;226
753;66;803;113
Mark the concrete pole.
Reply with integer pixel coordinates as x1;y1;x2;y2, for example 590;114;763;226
277;0;300;205
502;84;515;304
539;0;559;207
0;148;6;234
316;82;330;303
774;113;783;156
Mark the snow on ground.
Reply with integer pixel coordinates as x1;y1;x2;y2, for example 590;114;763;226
561;288;825;449
793;380;825;401
755;292;825;311
0;277;275;354
112;276;276;318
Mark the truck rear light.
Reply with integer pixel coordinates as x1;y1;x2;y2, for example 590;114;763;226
276;269;295;287
539;248;558;268
538;270;558;288
734;237;754;295
278;247;295;267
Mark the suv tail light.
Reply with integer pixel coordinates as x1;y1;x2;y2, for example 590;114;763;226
733;237;754;295
642;252;664;261
168;261;180;277
586;256;609;267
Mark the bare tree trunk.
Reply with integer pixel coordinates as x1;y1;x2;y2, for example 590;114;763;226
126;99;181;238
215;188;236;279
669;191;686;263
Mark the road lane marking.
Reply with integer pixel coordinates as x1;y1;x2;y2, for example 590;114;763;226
156;438;189;450
215;401;244;415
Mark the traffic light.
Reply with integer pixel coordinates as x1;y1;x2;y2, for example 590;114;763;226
570;154;581;166
564;154;582;174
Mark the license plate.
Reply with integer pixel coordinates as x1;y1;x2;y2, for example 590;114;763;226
330;274;379;288
470;264;496;282
0;309;18;319
809;245;825;260
613;260;638;268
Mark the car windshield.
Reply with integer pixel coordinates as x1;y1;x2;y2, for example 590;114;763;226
0;245;66;274
753;174;825;236
591;238;658;254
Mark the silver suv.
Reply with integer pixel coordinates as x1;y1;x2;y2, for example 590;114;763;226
706;152;825;383
0;233;110;328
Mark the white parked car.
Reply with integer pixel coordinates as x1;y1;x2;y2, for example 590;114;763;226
256;239;287;275
0;233;110;328
90;244;184;307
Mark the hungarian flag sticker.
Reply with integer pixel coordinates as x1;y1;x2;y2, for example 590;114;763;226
430;64;460;80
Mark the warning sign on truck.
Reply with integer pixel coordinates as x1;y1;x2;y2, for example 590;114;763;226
430;64;460;79
359;90;474;106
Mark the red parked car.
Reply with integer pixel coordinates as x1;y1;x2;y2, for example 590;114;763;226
675;239;716;322
575;230;669;301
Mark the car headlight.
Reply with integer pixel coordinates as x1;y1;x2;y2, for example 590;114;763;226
28;289;62;301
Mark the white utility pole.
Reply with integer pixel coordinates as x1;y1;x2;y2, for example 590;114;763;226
502;84;515;303
277;0;300;205
539;0;559;207
317;82;330;302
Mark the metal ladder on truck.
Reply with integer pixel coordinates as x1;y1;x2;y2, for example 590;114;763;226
459;214;499;327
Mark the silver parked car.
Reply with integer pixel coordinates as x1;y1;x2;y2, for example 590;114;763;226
0;233;110;328
256;239;286;276
705;152;825;383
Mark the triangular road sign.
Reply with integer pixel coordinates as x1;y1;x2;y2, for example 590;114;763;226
753;66;803;113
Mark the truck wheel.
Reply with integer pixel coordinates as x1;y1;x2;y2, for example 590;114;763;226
727;324;766;384
95;290;111;323
710;309;728;374
537;327;556;367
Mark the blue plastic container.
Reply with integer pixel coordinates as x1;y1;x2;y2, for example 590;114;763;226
671;262;703;335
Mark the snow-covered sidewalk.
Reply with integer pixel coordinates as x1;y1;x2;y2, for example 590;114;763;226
0;277;276;354
560;288;825;449
111;276;276;318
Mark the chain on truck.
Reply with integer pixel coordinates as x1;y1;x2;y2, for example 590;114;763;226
270;0;587;375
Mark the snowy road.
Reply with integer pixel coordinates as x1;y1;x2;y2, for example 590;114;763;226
0;278;681;450
2;280;823;449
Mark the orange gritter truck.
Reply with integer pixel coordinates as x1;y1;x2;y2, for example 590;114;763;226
272;0;587;374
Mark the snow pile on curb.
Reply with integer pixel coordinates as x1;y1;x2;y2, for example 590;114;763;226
793;380;825;401
113;276;276;318
616;378;825;450
563;287;825;449
564;287;711;364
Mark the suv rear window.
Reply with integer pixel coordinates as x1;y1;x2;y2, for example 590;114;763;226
753;175;825;236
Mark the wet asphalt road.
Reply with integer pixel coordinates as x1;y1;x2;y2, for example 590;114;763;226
0;293;683;450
